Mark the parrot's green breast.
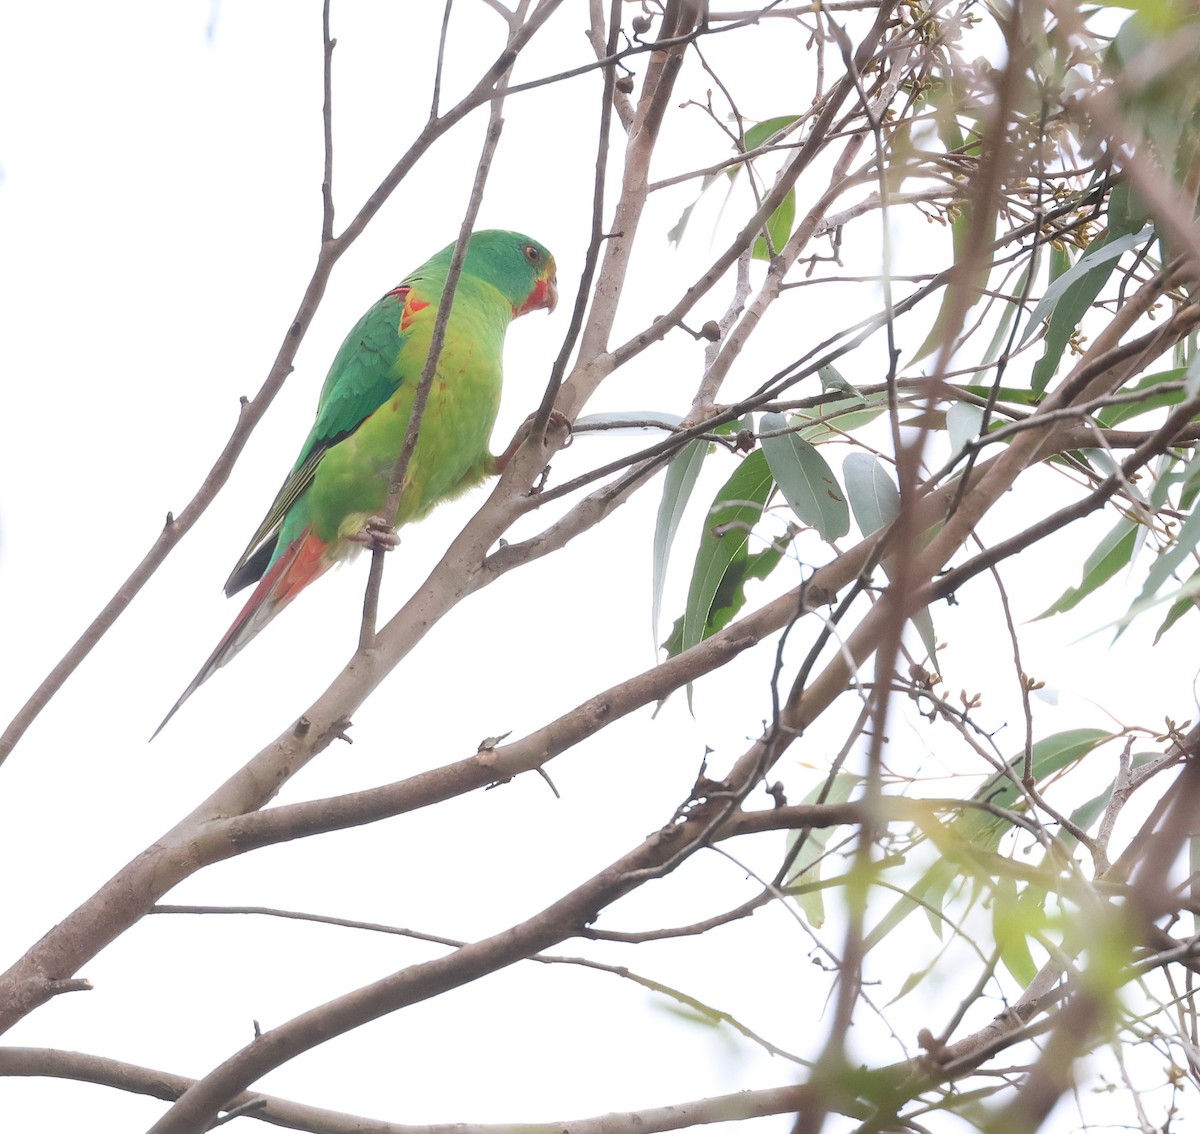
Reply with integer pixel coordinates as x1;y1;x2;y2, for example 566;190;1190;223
295;273;512;551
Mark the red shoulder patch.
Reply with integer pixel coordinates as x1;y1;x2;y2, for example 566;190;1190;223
400;293;430;332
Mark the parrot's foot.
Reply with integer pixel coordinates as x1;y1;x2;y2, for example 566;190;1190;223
349;515;400;552
494;410;573;473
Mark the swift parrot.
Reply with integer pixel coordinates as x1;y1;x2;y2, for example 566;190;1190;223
155;229;558;735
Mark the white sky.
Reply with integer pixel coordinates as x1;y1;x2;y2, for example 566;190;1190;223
1;2;1195;1131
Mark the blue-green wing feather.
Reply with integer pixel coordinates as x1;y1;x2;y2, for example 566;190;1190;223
224;289;417;596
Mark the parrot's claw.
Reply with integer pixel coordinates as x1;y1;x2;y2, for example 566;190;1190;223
494;410;573;473
545;409;573;445
350;515;400;552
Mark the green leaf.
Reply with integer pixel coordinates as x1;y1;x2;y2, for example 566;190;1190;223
786;391;887;445
962;384;1041;406
842;452;939;664
992;876;1041;986
960;728;1111;851
909;200;996;364
843;451;900;538
668;170;722;246
1178;450;1200;512
1062;751;1160;846
752;189;796;261
947;401;985;458
865;731;1108;955
741;114;802;155
1023;227;1154;395
653;439;709;642
818;364;862;398
1155;566;1200;642
760;413;850;540
863;859;960;954
1107;181;1153;241
1104;571;1200;635
785;773;860;928
1135;497;1200;608
1095;368;1187;428
664;449;786;658
1035;518;1138;618
1021;228;1153;347
668;114;800;250
971;260;1035;382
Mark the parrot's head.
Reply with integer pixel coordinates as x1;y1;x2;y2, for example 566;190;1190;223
462;230;557;319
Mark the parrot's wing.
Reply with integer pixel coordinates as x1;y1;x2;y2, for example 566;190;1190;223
224;286;425;596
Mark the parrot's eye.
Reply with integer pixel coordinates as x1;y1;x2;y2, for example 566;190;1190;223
524;245;540;264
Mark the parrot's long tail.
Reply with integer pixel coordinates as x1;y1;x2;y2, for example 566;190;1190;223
152;529;330;739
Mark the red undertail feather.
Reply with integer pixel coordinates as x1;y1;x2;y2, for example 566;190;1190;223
152;529;330;738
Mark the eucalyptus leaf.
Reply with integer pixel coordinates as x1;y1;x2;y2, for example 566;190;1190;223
947;401;986;458
575;410;684;437
1035;518;1138;618
786;772;860;928
665;449;784;659
653;439;709;642
760;412;849;540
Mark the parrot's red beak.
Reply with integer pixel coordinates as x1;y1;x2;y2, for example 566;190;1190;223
516;269;558;317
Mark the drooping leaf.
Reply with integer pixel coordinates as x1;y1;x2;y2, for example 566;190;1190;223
1181;451;1200;512
865;730;1109;954
662;531;790;659
842;451;939;664
1134;497;1200;609
1021;229;1152;349
1186;350;1200;398
992;876;1042;986
760;413;849;540
668;171;722;246
1035;518;1138;618
818;364;862;399
664;449;785;659
653;439;709;643
1022;226;1154;394
843;451;900;539
925;73;967;154
959;728;1111;851
909;197;997;365
1081;447;1151;507
752;189;795;261
670;115;799;246
1106;181;1152;240
970;259;1035;382
947;400;986;458
863;858;960;954
1095;368;1187;427
1061;751;1160;847
785;772;861;928
1105;571;1200;635
1155;566;1200;642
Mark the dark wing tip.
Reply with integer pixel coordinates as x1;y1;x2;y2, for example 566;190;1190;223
224;540;275;598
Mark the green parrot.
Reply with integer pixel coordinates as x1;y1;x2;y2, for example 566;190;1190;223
156;229;558;735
